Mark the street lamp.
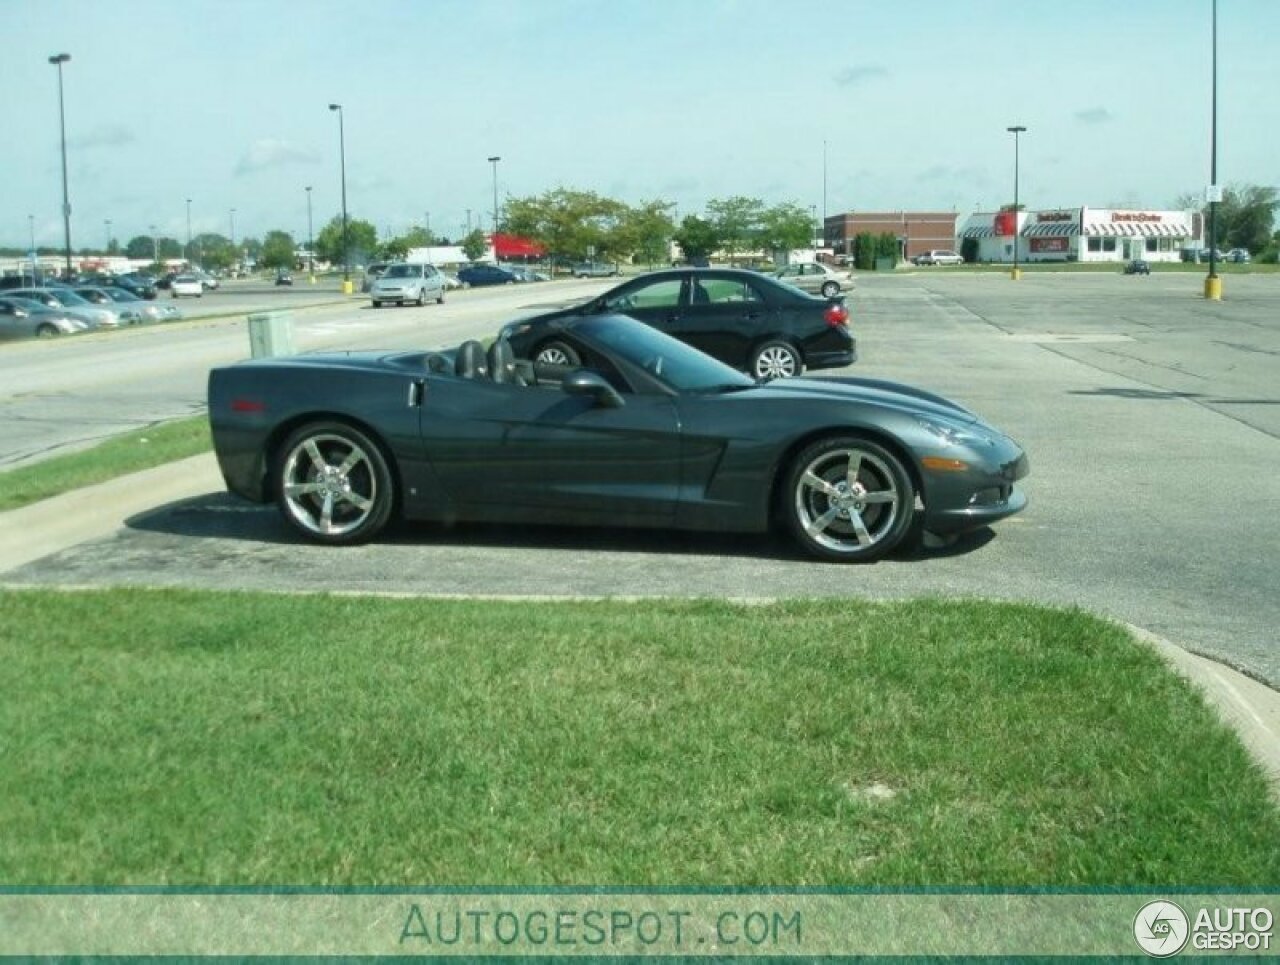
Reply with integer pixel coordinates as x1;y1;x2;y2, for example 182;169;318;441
48;53;72;278
104;219;112;255
1006;125;1027;280
328;103;350;291
149;223;159;266
27;214;36;283
1205;0;1222;300
305;185;315;281
487;155;501;236
185;198;192;267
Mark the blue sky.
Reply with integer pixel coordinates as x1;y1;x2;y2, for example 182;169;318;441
4;0;1277;249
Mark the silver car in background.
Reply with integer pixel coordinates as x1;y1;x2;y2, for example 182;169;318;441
370;263;446;307
773;261;854;298
0;295;93;339
74;286;182;323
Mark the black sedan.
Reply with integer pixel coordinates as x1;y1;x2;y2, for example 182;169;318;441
208;315;1028;562
457;264;520;287
501;268;854;381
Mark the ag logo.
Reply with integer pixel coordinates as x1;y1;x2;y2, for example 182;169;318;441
1134;900;1190;957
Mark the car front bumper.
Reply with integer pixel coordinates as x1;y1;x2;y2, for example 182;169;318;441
920;440;1030;535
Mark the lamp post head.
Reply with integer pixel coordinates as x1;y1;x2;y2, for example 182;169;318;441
49;53;70;65
329;103;341;112
488;155;501;163
1007;125;1027;134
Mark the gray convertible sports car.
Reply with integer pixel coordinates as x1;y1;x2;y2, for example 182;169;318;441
208;315;1028;562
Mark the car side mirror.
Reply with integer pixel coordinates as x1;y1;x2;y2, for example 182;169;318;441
561;369;624;408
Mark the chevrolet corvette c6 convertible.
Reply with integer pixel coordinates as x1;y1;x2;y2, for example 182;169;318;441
208;315;1029;562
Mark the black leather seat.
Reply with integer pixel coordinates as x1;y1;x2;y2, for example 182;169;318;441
486;337;532;386
454;340;488;379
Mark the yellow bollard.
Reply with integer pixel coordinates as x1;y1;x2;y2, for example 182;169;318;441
341;279;354;295
1204;275;1222;301
309;274;316;285
1010;268;1022;281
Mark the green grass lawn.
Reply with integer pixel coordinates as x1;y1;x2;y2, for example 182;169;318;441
0;416;211;512
2;590;1275;886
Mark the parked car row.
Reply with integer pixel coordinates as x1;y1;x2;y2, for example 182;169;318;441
0;284;184;342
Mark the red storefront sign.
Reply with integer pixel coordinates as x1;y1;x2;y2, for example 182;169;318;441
1030;237;1070;253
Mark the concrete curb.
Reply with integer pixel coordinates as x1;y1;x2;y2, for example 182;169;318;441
0;455;1277;799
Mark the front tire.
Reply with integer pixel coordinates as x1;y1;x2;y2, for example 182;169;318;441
436;288;445;304
416;287;427;306
783;436;915;563
750;340;802;380
275;421;395;545
534;340;581;366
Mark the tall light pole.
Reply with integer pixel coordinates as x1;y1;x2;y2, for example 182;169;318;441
185;198;193;267
328;103;350;290
305;185;315;281
48;53;72;278
104;218;112;255
487;155;501;236
229;207;236;246
1205;0;1222;300
28;214;36;283
149;223;159;266
822;139;828;231
1006;125;1027;280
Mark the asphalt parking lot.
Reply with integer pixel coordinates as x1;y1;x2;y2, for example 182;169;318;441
6;270;1280;688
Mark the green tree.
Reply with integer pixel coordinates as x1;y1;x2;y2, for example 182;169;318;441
260;230;296;269
460;229;489;263
124;235;156;260
504;188;630;263
672;215;720;262
1176;183;1277;253
706;196;765;264
757;203;815;258
191;232;237;271
315;215;378;267
617;200;676;267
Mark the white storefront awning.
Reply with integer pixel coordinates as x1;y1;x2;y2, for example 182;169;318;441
1023;222;1079;237
1081;210;1193;238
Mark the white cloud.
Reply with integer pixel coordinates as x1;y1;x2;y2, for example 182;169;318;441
234;139;320;176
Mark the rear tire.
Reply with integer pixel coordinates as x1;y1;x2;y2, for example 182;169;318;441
275;421;395;545
534;340;581;366
820;281;839;298
36;324;59;338
750;340;802;380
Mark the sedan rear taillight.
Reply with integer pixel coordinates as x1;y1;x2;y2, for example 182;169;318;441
824;303;849;327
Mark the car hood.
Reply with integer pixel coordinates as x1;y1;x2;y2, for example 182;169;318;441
751;374;981;424
373;275;419;288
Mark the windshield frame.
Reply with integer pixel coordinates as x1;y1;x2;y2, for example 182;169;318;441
571;315;755;394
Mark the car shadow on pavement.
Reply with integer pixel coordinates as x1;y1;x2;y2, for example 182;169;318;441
125;493;997;564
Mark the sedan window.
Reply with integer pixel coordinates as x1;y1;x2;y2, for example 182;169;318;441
604;279;681;311
693;279;763;304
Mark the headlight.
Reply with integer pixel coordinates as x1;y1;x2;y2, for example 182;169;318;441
915;416;994;447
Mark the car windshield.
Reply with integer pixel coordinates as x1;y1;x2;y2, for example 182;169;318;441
574;315;755;393
384;265;417;278
48;288;91;307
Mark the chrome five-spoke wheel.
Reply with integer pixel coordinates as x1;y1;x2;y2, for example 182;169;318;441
277;422;394;544
534;340;581;366
785;436;915;562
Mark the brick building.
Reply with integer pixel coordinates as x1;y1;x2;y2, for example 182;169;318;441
823;211;959;262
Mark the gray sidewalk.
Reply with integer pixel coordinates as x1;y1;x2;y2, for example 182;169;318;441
0;453;1276;799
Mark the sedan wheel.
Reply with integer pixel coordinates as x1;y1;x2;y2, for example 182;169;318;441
821;280;839;298
276;422;394;544
534;340;581;366
750;340;802;380
436;288;445;305
36;324;59;339
416;288;427;306
784;437;915;562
